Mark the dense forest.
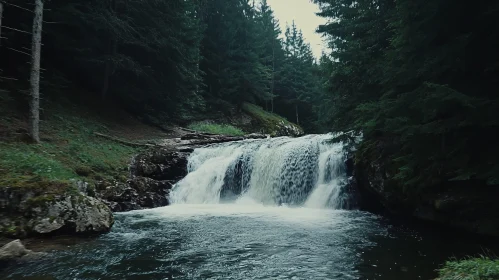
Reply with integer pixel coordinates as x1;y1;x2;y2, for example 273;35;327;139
1;0;499;190
313;0;499;190
0;0;322;132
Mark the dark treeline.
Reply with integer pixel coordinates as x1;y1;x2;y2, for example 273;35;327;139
313;0;499;188
0;0;322;130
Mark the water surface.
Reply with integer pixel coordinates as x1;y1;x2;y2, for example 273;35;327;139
1;204;495;280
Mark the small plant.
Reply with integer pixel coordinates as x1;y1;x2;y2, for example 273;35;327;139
437;257;499;280
188;122;245;136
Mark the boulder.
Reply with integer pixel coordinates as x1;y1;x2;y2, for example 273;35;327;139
27;195;114;235
0;240;32;261
0;186;114;238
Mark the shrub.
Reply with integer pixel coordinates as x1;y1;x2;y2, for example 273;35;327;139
437;257;499;280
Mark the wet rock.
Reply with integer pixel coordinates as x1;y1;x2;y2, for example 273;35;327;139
97;177;173;212
0;240;32;261
29;195;113;235
0;186;114;238
130;148;189;181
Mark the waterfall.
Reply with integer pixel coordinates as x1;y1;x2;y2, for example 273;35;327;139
170;134;352;209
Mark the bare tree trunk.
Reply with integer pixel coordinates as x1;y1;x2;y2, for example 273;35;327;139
271;37;275;113
29;0;44;143
0;2;3;45
295;104;299;125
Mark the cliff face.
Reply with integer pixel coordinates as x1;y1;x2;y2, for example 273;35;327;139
354;141;499;236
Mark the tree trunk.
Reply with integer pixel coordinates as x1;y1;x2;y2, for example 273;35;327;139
102;0;117;100
0;2;3;45
29;0;44;143
295;104;299;125
271;34;275;113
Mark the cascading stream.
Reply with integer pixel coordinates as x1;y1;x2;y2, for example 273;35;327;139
171;134;351;209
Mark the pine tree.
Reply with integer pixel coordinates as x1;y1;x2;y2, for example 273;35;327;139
314;0;499;187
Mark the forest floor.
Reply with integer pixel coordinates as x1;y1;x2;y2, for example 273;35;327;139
0;89;180;190
0;88;298;190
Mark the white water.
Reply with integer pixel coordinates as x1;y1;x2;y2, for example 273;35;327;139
171;134;350;209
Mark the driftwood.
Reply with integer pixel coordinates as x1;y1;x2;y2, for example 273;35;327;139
94;132;156;148
178;127;219;136
179;133;267;147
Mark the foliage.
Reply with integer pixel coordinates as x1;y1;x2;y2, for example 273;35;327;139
437;257;499;280
188;122;245;136
242;103;303;136
313;0;499;188
1;0;317;129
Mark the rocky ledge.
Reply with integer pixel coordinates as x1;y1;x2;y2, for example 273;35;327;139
353;142;499;237
97;133;270;212
97;148;190;212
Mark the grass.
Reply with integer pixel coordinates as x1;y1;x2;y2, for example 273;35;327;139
241;103;303;136
188;122;245;136
436;257;499;280
0;100;141;189
242;103;289;124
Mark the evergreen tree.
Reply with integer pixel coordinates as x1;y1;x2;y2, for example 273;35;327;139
313;0;499;187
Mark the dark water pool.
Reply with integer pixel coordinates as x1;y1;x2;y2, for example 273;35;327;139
1;204;496;280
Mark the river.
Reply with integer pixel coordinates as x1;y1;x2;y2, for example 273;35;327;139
1;134;496;279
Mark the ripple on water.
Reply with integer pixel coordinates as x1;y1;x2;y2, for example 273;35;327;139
1;204;495;280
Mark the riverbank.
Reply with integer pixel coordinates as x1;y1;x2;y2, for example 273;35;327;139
0;87;302;238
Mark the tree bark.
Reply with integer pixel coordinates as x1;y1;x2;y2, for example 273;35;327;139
271;27;275;113
29;0;44;143
0;2;3;45
295;104;299;125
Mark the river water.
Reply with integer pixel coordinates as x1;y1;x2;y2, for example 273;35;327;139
1;135;496;279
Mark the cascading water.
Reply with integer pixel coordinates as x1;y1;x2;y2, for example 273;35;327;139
171;133;352;209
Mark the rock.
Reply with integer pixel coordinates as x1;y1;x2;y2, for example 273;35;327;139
354;141;499;236
0;186;114;238
27;195;114;235
97;177;173;212
130;148;189;181
0;240;32;261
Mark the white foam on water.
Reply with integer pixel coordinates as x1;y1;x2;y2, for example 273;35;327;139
171;133;349;209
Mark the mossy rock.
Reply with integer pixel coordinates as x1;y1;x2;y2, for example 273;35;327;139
74;166;93;177
240;103;303;137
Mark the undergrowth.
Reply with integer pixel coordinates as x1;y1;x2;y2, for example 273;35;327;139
242;103;302;135
188;122;245;136
436;257;499;280
0;104;140;188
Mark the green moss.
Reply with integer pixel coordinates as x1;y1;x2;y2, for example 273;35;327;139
188;122;245;136
26;194;56;208
6;225;17;234
437;257;499;280
241;103;302;136
0;111;140;188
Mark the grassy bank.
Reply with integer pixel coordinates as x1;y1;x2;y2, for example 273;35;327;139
437;257;499;280
0;115;139;189
0;91;168;190
242;103;303;136
188;122;245;136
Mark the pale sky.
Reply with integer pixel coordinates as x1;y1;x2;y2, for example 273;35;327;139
267;0;327;58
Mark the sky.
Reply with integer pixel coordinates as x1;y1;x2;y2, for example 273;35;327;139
266;0;327;58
